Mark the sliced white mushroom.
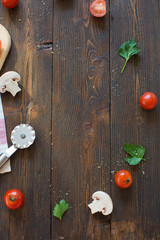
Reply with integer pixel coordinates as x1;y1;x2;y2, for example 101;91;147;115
0;71;21;96
0;24;11;71
88;191;113;216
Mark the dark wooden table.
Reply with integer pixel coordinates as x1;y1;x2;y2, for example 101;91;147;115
0;0;160;239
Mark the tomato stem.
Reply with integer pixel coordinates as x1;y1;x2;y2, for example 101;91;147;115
120;176;130;184
9;194;21;202
126;178;130;183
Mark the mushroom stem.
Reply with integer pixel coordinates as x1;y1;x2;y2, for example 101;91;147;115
88;199;104;214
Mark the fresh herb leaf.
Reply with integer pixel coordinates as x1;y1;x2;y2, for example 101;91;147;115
124;143;145;158
53;199;69;221
124;143;145;166
125;156;142;165
118;38;140;74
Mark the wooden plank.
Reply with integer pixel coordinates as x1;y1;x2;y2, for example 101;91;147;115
52;0;111;238
110;0;160;239
0;8;13;240
1;0;159;238
0;0;52;239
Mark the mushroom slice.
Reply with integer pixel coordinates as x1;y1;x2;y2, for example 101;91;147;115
0;24;11;71
88;191;113;216
0;71;21;96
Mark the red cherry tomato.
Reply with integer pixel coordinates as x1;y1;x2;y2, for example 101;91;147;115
115;170;133;189
1;0;19;9
90;0;106;17
140;92;157;110
4;189;24;210
0;40;2;49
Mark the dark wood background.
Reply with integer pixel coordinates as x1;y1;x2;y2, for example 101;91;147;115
0;0;160;239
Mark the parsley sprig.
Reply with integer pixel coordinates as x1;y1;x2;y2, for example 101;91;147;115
118;38;140;74
53;199;69;221
124;143;146;165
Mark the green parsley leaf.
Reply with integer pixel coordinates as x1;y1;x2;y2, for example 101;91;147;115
53;199;69;221
118;38;140;74
124;143;145;158
124;143;145;166
125;156;142;165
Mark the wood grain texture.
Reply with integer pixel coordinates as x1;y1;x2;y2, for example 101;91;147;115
51;0;110;239
0;0;160;239
0;0;52;239
110;0;160;239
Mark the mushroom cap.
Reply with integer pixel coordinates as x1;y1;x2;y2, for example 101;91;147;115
0;71;20;83
88;191;113;216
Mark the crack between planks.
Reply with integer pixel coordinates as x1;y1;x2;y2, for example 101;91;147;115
108;0;112;238
50;2;54;240
8;214;10;240
36;42;53;51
